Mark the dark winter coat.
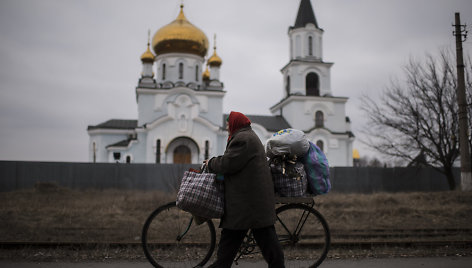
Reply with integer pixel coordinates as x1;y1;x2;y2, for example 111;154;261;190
208;126;276;230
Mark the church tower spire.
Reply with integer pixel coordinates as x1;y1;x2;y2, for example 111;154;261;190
271;0;335;125
281;0;331;98
208;34;222;81
288;0;324;61
293;0;319;29
137;30;157;89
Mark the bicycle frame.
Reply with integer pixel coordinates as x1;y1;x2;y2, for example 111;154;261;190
234;198;317;264
176;216;194;242
279;203;315;242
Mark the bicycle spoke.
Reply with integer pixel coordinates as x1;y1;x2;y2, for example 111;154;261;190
275;203;330;268
142;202;216;268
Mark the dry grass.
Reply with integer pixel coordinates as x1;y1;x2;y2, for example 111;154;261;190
315;191;472;231
1;183;471;243
0;183;176;243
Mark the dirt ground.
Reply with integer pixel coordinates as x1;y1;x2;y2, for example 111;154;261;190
1;183;471;261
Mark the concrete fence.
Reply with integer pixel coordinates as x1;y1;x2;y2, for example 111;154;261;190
330;167;459;193
0;161;460;193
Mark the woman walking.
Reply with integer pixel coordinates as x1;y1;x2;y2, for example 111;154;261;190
206;111;285;268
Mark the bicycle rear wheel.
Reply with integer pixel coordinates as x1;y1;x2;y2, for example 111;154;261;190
142;202;216;268
275;203;330;268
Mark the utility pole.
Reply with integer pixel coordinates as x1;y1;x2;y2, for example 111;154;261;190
453;12;471;191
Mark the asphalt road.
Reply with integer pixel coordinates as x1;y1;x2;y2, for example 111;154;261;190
1;257;471;268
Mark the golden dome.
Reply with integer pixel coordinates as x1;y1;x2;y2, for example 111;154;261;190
352;149;360;160
140;42;155;63
152;5;208;57
202;65;210;80
208;47;222;67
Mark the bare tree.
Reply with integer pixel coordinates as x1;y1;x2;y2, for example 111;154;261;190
357;156;386;167
360;50;471;190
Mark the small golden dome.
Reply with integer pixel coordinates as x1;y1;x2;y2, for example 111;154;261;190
152;5;208;57
202;66;210;80
140;42;155;63
208;47;222;67
352;149;360;159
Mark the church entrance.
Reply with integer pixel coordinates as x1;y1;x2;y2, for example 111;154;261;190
166;137;200;164
173;145;191;164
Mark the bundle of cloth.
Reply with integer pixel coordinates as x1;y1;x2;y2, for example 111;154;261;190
266;129;331;197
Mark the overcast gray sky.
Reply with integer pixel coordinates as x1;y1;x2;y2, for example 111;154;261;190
1;0;471;162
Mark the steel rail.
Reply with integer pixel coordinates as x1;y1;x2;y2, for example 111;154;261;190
1;240;471;249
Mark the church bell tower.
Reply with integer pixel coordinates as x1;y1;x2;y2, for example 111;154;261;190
271;0;354;166
283;0;333;98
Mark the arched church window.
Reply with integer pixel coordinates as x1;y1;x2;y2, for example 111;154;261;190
316;140;324;152
318;36;322;56
315;111;324;127
155;139;161;163
173;145;191;164
290;39;293;59
162;63;166;80
113;152;121;163
179;63;184;80
295;35;301;58
126;155;131;163
306;72;320;96
92;142;97;163
195;65;199;81
205;140;210;160
285;76;290;96
308;36;313;56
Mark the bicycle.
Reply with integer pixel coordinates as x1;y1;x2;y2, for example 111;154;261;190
142;196;330;268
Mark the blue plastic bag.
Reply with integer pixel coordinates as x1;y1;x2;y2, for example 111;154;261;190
302;141;331;195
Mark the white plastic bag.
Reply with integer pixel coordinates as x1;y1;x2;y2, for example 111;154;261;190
266;129;309;158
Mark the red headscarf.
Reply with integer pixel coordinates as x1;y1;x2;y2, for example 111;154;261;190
227;111;251;141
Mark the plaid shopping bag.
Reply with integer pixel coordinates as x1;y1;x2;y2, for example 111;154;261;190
271;162;307;197
176;168;224;219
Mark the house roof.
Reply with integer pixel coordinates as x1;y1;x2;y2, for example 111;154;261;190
223;114;291;132
90;115;292;133
247;115;292;131
106;139;134;149
87;119;138;131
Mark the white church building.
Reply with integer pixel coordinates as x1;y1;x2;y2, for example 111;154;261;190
87;0;355;166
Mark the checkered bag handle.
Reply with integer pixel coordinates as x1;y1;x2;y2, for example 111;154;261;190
201;163;209;173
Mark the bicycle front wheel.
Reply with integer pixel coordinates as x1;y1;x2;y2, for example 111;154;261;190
142;202;216;268
275;203;330;268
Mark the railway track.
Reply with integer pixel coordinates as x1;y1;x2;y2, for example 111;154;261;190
0;228;472;249
330;228;472;240
2;228;472;249
1;240;471;251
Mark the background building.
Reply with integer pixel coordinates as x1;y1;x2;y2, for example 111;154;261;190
87;0;354;166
